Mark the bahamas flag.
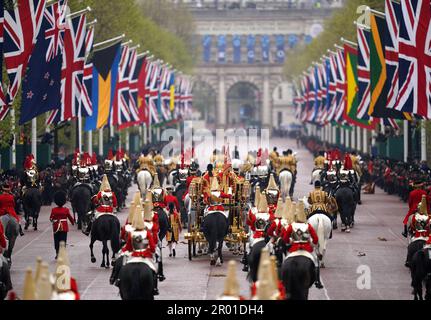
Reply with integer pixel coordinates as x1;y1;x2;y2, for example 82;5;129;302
344;43;375;129
84;41;121;131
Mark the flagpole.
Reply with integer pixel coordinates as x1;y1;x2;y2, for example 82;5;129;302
93;34;125;51
99;128;103;156
421;121;427;161
403;120;408;162
125;129;130;153
11;108;16;167
88;130;92;154
363;128;368;154
32;118;37;161
67;7;92;19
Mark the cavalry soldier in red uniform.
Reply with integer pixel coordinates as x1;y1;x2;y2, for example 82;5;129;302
0;182;24;236
402;181;427;237
265;174;279;220
120;192;140;243
281;202;323;289
49;192;75;259
92;174;118;215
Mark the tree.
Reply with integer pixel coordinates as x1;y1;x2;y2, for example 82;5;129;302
284;0;385;80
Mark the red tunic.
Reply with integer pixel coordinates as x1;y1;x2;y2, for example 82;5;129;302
411;215;431;238
0;222;6;249
122;230;156;258
403;189;427;225
281;223;318;253
267;219;282;237
164;194;180;212
182;175;198;200
93;191;118;209
247;209;257;232
0;193;20;223
50;207;75;233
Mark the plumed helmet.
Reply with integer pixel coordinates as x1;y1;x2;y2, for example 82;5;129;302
221;260;240;298
286;201;296;224
132;202;145;230
295;201;307;223
143;199;153;221
36;263;53;300
257;192;268;213
254;186;261;208
265;174;279;205
23;267;36;300
418;195;429;215
100;174;111;192
151;174;164;202
274;197;284;218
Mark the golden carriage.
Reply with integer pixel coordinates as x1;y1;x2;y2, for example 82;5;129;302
184;176;251;261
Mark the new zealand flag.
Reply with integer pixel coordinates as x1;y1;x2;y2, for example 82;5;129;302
19;1;67;125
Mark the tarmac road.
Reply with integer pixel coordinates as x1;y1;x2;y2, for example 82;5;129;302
8;137;412;300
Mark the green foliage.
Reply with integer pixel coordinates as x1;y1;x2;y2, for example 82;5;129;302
69;0;194;72
284;0;385;81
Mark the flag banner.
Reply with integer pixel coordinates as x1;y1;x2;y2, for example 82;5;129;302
160;67;172;121
369;12;409;121
334;48;346;122
232;35;241;64
0;0;46;120
385;0;401;112
344;43;375;129
202;35;211;63
80;24;95;118
148;62;161;124
305;72;316;122
81;63;93;117
395;0;431;119
275;35;285;63
217;35;226;63
288;34;299;49
169;71;175;111
357;27;372;122
0;0;6;110
261;35;270;62
313;65;322;123
132;56;147;124
20;0;67;125
84;41;121;131
247;35;255;64
60;14;86;121
325;54;337;122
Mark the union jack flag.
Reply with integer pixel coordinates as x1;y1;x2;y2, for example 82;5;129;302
334;48;346;123
60;14;86;121
80;25;94;118
110;45;130;128
385;0;401;111
0;0;46;120
395;0;431;118
159;66;172;121
45;0;67;61
357;27;372;121
325;53;338;122
148;62;161;124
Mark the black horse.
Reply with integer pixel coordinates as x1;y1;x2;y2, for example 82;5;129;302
87;214;121;268
281;255;316;300
71;184;94;230
118;261;155;300
201;212;229;266
410;246;431;300
22;188;42;231
106;173;121;212
0;256;12;300
335;185;356;231
246;240;267;282
406;239;426;269
0;215;19;265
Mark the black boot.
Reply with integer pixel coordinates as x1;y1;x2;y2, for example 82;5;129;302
157;261;166;282
19;225;24;236
402;225;408;238
153;273;159;296
315;267;324;289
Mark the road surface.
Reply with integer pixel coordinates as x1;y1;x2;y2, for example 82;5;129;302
9;137;412;300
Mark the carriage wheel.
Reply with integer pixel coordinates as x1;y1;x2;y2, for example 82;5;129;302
188;240;193;261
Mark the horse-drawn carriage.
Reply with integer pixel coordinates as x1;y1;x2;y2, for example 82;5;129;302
184;175;251;261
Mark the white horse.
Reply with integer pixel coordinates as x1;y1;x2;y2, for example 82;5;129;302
279;170;293;200
311;169;322;185
136;170;152;199
301;197;332;268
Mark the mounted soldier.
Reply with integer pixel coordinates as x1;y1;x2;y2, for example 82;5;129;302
310;151;325;185
20;155;42;231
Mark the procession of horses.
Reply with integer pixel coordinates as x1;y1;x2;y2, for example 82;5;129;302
0;137;430;300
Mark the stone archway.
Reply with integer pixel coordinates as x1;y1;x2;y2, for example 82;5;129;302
226;81;261;127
